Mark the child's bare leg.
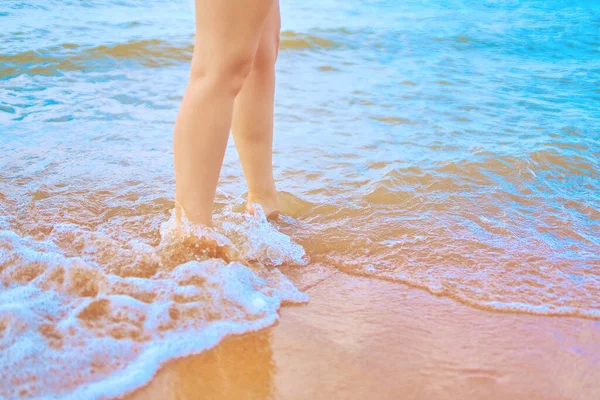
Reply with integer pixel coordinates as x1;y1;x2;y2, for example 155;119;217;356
231;1;281;217
173;0;275;226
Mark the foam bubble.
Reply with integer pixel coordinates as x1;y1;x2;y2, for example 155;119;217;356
0;204;308;399
218;204;309;267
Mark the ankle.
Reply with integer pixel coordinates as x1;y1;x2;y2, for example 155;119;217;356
248;186;278;203
175;200;213;227
246;188;280;217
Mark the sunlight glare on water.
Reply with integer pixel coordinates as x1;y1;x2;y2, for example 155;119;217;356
1;0;599;398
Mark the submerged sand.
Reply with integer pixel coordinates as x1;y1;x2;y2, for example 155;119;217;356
122;265;600;400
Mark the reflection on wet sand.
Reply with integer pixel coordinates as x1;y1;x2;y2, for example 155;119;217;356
124;270;600;400
124;330;274;400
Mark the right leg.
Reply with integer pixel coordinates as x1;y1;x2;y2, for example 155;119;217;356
173;0;275;227
231;1;281;217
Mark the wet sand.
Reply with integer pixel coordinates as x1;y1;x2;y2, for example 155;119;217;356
122;265;600;400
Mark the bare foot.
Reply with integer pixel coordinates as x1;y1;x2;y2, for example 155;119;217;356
166;203;239;262
246;190;280;219
180;233;237;263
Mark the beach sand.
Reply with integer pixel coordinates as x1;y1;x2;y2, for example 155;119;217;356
122;265;600;400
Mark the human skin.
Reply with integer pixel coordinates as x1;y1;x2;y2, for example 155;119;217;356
173;0;280;227
232;1;281;218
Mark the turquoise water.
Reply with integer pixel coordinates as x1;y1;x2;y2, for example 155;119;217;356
1;0;600;398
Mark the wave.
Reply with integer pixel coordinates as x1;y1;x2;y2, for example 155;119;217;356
0;29;372;78
0;205;308;400
4;20;596;80
0;39;194;79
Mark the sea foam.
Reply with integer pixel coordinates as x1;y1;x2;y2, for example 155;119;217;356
0;207;308;399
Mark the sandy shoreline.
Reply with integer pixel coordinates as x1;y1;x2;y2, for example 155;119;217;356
121;265;600;400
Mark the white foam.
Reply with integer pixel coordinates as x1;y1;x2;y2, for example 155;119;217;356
0;205;309;400
218;204;309;267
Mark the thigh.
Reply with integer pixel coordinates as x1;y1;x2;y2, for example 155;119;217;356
192;0;275;71
261;0;281;50
253;1;281;67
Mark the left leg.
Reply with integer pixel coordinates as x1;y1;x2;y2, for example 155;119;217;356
231;0;281;217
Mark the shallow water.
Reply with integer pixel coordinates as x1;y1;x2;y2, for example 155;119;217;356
1;0;599;398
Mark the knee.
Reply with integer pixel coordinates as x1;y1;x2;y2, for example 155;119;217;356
189;51;255;96
251;36;279;76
